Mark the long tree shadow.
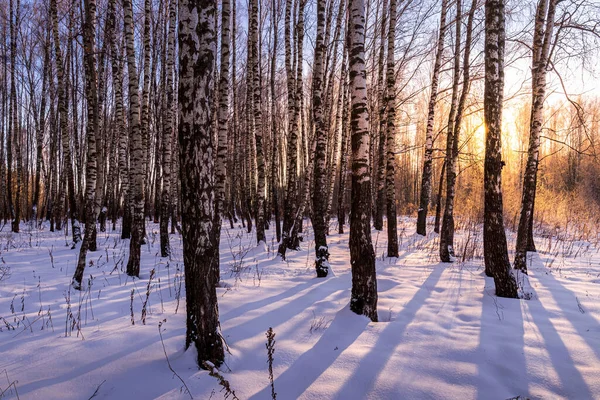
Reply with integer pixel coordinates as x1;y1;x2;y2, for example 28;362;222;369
476;279;528;399
224;275;349;345
220;275;342;322
332;265;445;399
13;324;184;397
533;253;600;364
248;305;370;400
528;282;594;398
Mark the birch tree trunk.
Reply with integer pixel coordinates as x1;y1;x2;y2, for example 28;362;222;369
250;0;266;245
311;0;330;277
439;0;462;262
9;0;21;233
73;0;99;289
349;0;378;322
417;0;448;236
123;0;144;277
278;0;306;258
50;0;81;244
270;0;281;242
178;0;224;368
385;0;398;258
373;0;388;232
483;0;518;298
514;0;557;274
160;0;177;258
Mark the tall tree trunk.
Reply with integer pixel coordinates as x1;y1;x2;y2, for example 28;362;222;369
483;0;518;298
213;0;230;279
140;0;152;241
123;0;144;277
34;32;50;225
441;0;476;261
373;0;388;232
311;0;329;277
349;0;378;322
178;0;224;368
50;0;81;244
250;0;266;245
160;0;177;258
439;0;462;262
417;0;448;236
385;0;398;257
337;45;350;235
270;0;281;242
278;0;306;258
10;0;21;233
73;0;99;289
514;0;557;273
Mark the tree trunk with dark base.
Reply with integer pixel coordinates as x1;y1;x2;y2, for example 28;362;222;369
73;0;99;289
160;0;177;258
417;0;448;236
514;0;557;274
50;0;81;245
385;0;398;258
123;0;144;278
439;0;462;263
178;0;224;368
349;0;378;322
483;0;518;298
311;0;329;277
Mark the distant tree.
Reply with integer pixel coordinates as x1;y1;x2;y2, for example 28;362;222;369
417;0;448;236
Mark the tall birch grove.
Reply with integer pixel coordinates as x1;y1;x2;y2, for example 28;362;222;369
2;0;600;369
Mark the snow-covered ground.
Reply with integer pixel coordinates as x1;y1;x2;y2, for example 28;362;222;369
0;218;599;399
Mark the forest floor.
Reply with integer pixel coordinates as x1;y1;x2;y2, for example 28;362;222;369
0;217;599;399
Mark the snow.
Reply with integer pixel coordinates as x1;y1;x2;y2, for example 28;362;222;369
0;218;599;399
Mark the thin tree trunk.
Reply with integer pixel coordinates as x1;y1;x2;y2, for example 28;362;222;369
483;0;518;298
10;0;21;233
385;0;398;257
514;0;557;273
271;0;281;243
374;0;388;232
337;43;350;235
349;0;378;322
311;0;329;277
440;0;462;262
50;0;81;244
34;32;50;225
73;0;99;289
278;0;306;258
417;0;448;236
434;160;445;233
250;0;266;245
123;0;144;277
160;0;177;258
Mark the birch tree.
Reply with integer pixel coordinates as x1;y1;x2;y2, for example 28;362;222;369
123;0;145;277
513;0;558;274
178;0;224;368
417;0;448;236
483;0;518;298
73;0;100;289
311;0;330;277
385;0;398;257
349;0;378;322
